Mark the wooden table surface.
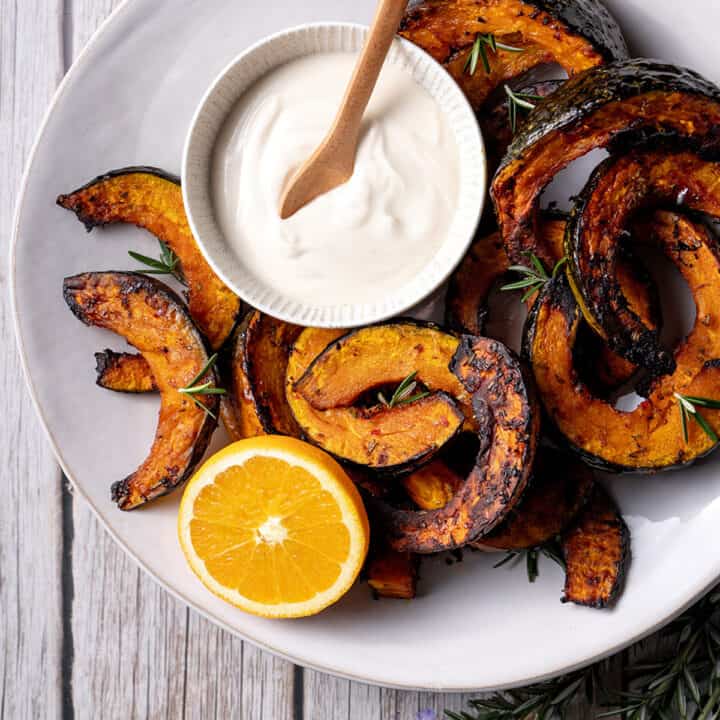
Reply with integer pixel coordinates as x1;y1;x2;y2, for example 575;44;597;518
0;2;652;718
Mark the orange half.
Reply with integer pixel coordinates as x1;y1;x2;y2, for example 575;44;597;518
178;436;370;618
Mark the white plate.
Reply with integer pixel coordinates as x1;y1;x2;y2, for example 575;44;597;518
11;0;720;692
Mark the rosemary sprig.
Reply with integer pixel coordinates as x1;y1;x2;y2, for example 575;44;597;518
504;84;542;133
675;393;720;445
378;372;430;408
445;586;720;720
493;539;565;584
179;353;226;419
501;253;568;302
464;33;524;76
129;240;184;283
446;667;597;720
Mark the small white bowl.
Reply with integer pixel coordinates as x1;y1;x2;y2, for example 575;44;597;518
182;23;486;328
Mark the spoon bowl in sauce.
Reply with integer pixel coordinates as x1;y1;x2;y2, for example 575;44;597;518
183;23;486;328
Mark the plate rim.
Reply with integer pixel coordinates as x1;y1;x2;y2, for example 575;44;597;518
9;0;720;692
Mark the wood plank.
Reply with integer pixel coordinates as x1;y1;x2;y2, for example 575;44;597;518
0;1;65;718
65;3;296;719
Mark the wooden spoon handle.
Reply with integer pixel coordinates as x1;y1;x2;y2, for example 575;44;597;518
328;0;408;149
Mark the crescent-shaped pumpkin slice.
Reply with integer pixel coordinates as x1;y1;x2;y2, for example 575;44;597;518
446;216;659;393
380;336;540;553
525;211;720;472
492;59;720;274
58;167;241;394
566;149;720;374
400;0;626;112
63;272;219;510
287;326;464;472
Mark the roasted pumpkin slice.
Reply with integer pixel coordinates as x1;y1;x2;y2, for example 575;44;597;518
381;337;540;553
561;485;629;608
481;80;564;172
445;217;658;391
57;166;241;348
225;311;303;438
401;458;465;511
95;350;156;393
63;272;219;510
477;449;594;551
295;321;473;422
567;149;720;375
287;327;464;471
493;59;720;270
400;0;626;112
525;219;720;471
367;548;419;599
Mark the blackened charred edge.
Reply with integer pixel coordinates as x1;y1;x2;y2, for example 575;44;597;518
400;0;628;63
499;59;720;176
566;155;675;376
242;312;303;435
56;167;181;231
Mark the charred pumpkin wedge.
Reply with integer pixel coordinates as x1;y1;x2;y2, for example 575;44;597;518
401;458;465;511
492;59;720;272
380;336;540;553
445;217;658;391
567;149;720;374
295;321;474;423
525;212;720;471
58;167;241;392
63;272;219;510
477;449;595;551
561;485;629;608
224;311;303;438
287;327;464;471
481;80;564;172
366;548;419;599
95;350;156;393
400;0;626;112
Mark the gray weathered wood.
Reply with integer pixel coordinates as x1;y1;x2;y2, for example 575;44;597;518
0;1;65;719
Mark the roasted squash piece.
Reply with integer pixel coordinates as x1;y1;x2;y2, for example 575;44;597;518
381;337;540;553
445;218;658;391
367;548;419;599
401;458;464;510
400;0;626;112
58;166;240;352
561;485;629;608
287;327;464;471
567;150;720;375
481;80;564;172
295;321;474;423
477;449;594;551
493;59;720;268
63;272;219;510
525;219;720;471
225;311;303;438
95;350;156;393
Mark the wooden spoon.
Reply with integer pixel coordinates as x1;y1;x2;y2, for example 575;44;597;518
278;0;408;219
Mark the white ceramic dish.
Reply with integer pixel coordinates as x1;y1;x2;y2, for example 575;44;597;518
183;23;485;328
11;0;720;692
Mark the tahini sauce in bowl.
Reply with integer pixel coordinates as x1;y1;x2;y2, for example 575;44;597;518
183;24;485;327
212;52;459;307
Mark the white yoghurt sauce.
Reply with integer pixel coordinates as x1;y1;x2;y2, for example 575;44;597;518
212;52;459;307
